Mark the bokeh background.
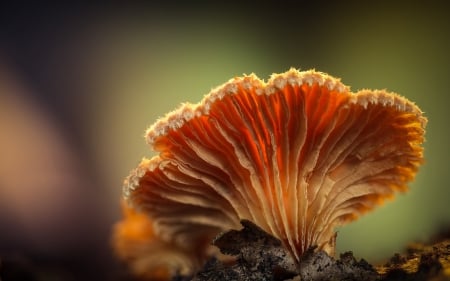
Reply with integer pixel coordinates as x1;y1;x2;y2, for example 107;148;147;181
1;1;449;280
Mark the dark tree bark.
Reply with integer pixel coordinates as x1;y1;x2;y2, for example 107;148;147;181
191;220;450;281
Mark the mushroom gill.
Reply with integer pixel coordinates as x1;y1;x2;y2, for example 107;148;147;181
115;68;426;278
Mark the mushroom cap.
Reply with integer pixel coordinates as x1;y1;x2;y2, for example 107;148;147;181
113;200;205;279
118;68;426;277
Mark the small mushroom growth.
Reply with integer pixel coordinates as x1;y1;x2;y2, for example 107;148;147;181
114;69;426;279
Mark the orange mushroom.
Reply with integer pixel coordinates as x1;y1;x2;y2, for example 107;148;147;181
113;200;205;280
114;68;426;279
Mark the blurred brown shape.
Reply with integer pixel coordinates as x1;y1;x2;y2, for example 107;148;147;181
115;69;426;279
0;60;95;255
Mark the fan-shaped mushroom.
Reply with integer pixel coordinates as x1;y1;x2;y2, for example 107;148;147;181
114;69;426;279
113;200;205;280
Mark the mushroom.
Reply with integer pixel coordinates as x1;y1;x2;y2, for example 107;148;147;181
114;68;426;279
113;200;205;280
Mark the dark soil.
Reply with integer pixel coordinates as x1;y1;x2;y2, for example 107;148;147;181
1;221;449;280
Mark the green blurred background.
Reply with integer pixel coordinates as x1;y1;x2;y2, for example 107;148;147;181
1;1;449;279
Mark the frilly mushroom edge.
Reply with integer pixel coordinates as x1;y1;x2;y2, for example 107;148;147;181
114;68;427;279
